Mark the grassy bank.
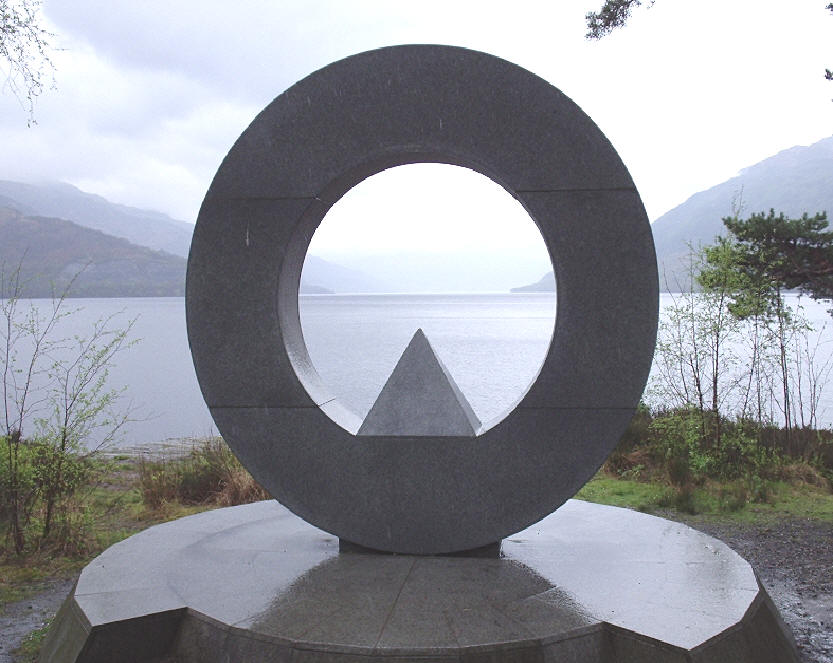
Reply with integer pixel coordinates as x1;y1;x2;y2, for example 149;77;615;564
577;472;833;522
578;404;833;519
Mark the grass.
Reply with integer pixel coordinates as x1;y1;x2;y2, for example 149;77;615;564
15;620;52;662
576;470;833;523
575;475;667;511
0;562;74;608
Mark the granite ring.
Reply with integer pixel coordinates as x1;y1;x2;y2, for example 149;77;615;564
186;44;659;554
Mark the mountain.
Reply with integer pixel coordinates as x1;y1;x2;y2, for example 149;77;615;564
299;280;334;295
511;271;555;293
326;250;552;294
652;135;833;289
0;207;186;297
301;255;388;293
0;180;194;257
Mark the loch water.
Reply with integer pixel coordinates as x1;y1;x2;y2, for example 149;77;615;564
8;292;833;449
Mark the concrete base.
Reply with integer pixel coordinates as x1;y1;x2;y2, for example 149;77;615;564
41;500;800;663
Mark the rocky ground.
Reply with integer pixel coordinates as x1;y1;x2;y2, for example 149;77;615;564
1;517;831;662
0;577;73;663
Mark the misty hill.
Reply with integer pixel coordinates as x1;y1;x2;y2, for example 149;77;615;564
652;135;833;289
0;207;186;297
325;250;552;294
301;255;387;293
511;271;555;293
0;180;193;257
299;281;334;294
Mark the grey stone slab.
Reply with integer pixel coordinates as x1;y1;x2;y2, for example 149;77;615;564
250;555;415;646
42;501;800;663
458;642;546;663
740;592;803;663
40;595;90;663
204;46;635;202
502;502;760;651
186;196;331;409
689;626;754;663
208;406;635;554
78;609;185;663
289;649;411;663
539;628;610;663
513;189;657;411
176;613;296;663
376;557;555;648
358;329;480;436
173;613;230;663
74;587;184;627
607;627;688;663
187;45;658;553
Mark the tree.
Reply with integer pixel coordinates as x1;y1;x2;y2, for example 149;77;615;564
722;210;833;304
0;0;56;125
585;0;650;39
1;263;134;554
650;245;743;447
700;210;833;452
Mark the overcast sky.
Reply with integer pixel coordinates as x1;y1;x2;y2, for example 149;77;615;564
0;0;831;256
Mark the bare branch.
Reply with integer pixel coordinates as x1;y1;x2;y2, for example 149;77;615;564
0;0;57;125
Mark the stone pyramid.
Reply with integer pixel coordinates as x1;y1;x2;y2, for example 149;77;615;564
358;328;481;436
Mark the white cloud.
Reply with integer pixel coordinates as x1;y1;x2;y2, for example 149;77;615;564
310;164;548;256
0;0;829;231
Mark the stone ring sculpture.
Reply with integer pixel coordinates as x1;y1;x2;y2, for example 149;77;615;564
186;45;658;554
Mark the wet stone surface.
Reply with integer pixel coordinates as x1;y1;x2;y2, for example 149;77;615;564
678;516;833;663
6;510;830;662
38;500;799;662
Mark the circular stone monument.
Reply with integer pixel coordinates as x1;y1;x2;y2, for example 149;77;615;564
42;47;801;663
185;44;659;554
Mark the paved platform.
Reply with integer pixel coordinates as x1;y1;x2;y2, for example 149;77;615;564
42;500;800;662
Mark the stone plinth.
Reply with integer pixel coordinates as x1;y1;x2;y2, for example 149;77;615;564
42;500;800;663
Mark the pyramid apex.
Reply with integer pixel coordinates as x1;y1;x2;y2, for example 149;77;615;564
358;329;481;437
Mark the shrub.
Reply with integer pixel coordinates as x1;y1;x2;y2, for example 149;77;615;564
138;438;268;510
718;482;749;512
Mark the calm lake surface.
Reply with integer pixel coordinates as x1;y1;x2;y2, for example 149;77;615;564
9;292;833;449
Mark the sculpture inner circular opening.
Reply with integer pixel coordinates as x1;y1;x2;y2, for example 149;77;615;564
298;163;556;435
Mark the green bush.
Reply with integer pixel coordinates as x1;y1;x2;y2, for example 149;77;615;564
617;406;825;488
0;437;96;556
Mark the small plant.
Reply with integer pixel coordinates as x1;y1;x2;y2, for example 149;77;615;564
14;619;52;663
619;463;645;481
718;482;749;512
1;263;135;556
138;438;268;511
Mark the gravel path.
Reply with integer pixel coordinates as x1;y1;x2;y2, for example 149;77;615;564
0;577;74;663
1;517;830;662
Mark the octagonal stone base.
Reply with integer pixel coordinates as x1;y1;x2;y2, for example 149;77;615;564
41;500;800;663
